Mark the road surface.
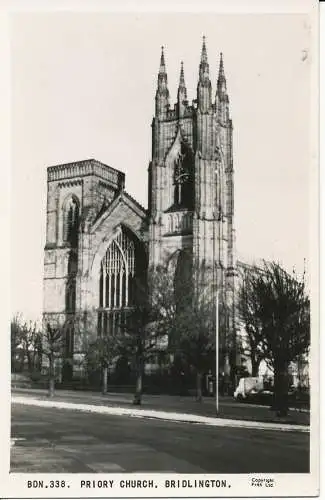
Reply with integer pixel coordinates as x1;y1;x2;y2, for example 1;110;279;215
11;403;309;473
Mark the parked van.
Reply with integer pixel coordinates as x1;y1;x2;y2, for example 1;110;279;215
234;377;264;400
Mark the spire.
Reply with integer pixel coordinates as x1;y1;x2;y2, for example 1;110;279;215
178;61;187;97
156;45;169;118
216;52;230;124
159;45;166;74
219;52;225;79
157;46;168;87
201;36;208;64
217;52;227;95
180;61;185;84
199;35;210;82
177;61;187;117
197;36;211;112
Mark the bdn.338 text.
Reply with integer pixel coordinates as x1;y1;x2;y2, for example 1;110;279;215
27;480;69;489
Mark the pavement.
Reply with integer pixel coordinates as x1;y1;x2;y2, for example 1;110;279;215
11;387;309;431
11;403;310;473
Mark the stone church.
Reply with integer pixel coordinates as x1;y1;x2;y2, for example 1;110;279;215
43;38;237;379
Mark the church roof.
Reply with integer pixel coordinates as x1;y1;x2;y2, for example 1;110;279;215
124;190;147;216
91;190;148;233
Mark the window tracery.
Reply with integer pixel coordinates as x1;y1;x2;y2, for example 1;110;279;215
98;228;142;337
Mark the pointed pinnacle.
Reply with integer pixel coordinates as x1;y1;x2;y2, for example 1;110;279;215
159;45;166;73
199;35;210;83
218;52;225;79
179;61;185;86
178;61;187;101
157;45;169;100
201;35;208;63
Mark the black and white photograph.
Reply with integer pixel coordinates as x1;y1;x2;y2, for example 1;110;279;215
1;0;320;497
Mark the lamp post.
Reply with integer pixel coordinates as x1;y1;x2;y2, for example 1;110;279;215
215;290;219;414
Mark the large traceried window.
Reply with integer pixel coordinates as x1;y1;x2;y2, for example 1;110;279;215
98;227;144;337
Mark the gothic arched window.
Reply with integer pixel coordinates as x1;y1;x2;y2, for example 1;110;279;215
173;142;194;209
98;228;145;337
99;228;137;311
65;251;77;315
63;196;79;246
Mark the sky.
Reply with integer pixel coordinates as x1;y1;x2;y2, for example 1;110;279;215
10;12;313;321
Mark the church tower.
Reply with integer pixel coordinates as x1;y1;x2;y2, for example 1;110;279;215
43;159;126;379
148;39;237;374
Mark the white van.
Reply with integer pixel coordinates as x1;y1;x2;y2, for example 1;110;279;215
234;377;264;400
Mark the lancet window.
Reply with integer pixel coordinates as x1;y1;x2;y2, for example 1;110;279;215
173;142;194;209
63;196;79;246
65;278;76;313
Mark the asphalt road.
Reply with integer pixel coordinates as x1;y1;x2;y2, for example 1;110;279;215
11;403;309;474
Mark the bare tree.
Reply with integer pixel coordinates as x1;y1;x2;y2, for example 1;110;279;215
238;261;310;416
85;334;122;394
149;261;216;402
66;308;123;393
11;314;42;374
118;278;158;405
42;316;66;397
113;266;180;405
11;314;24;372
237;265;265;376
174;275;215;401
20;320;42;374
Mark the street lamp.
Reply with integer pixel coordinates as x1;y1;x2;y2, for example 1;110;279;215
214;148;224;415
216;290;219;414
